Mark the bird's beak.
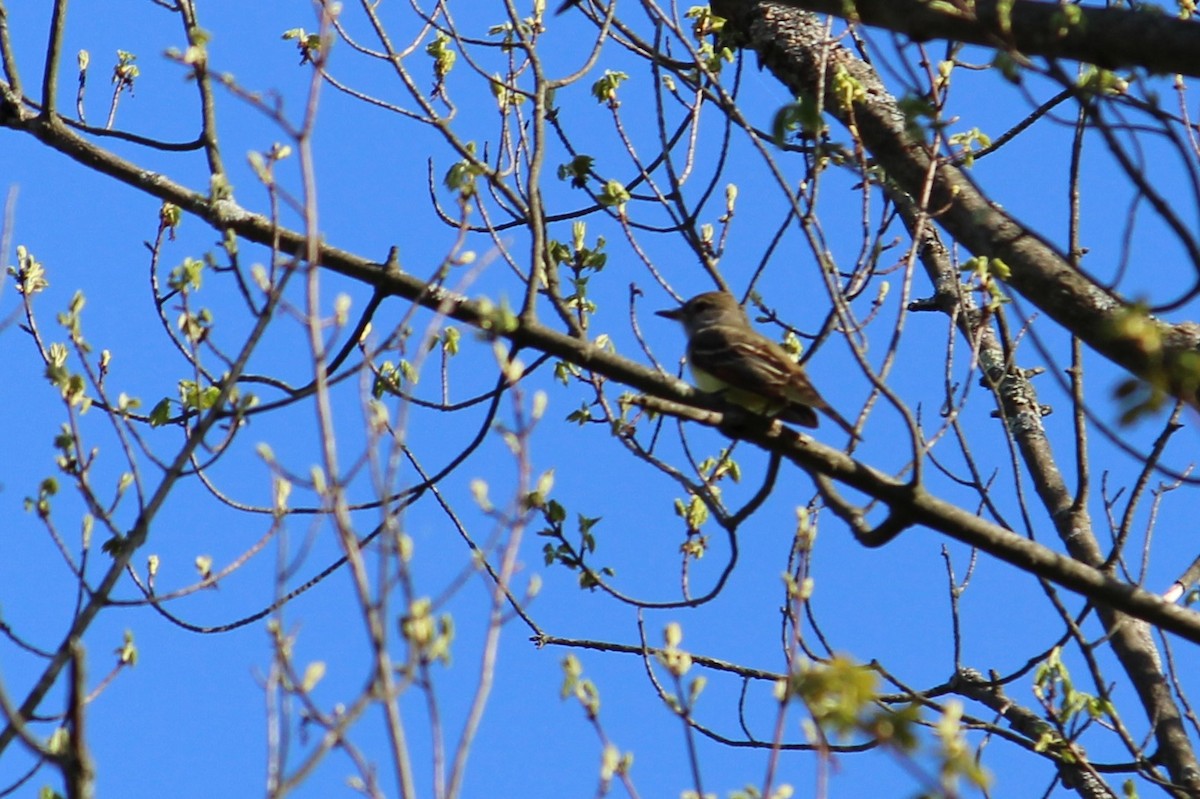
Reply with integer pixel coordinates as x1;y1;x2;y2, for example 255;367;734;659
656;306;685;321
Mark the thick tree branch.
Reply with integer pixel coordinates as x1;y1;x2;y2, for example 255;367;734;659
634;395;1200;646
951;668;1127;797
709;3;1200;792
896;202;1200;799
771;0;1200;79
710;0;1200;413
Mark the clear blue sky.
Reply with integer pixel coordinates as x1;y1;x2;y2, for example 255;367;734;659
2;2;1197;798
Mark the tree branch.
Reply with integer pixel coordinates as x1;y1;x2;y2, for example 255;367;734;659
633;395;1200;646
770;0;1200;79
700;6;1200;790
6;99;1200;648
710;0;1200;412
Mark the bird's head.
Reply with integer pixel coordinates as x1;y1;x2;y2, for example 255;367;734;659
656;291;745;335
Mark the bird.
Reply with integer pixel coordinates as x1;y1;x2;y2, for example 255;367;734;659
656;290;859;437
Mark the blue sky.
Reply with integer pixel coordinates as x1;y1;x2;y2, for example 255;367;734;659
2;2;1199;798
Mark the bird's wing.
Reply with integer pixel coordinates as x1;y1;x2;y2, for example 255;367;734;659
689;325;860;435
688;325;828;403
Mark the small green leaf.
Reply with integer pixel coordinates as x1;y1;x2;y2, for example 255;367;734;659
302;661;326;691
116;630;138;665
168;257;205;293
556;155;594;188
425;33;457;80
149;398;172;426
591;70;628;103
597;179;630;210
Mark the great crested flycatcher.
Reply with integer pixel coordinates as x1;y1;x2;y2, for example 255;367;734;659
657;291;858;437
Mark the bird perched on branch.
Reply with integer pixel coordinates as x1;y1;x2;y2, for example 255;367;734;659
657;291;859;438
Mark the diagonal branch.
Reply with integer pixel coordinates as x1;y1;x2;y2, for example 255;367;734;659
633;394;1200;644
710;0;1200;412
4;97;1200;647
708;3;1200;793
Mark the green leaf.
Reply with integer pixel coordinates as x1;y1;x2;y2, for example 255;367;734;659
425;33;456;80
168;257;205;293
597;179;630;210
178;380;221;411
116;629;138;665
13;245;50;295
591;70;628;103
556;154;594;188
149;397;172;426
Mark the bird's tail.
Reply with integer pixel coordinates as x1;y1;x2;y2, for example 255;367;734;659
820;404;861;441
